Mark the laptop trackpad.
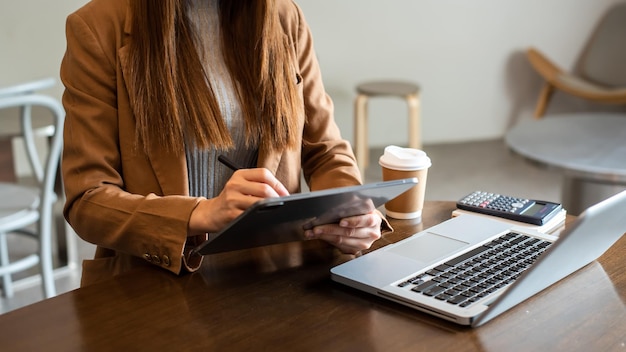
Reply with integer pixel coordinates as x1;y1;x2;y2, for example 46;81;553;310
388;233;468;263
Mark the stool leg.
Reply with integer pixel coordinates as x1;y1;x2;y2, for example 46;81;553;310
354;94;369;176
407;93;421;149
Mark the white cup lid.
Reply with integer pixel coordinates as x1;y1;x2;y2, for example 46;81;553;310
378;145;432;171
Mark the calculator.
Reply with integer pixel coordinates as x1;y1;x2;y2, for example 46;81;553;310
456;191;562;225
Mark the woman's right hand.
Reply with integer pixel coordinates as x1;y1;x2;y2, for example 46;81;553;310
188;168;289;235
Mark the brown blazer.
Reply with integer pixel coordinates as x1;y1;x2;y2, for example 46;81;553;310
61;0;362;286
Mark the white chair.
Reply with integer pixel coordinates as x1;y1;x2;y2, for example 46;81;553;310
0;78;64;298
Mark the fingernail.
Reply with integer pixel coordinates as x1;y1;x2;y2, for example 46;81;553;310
340;220;348;227
305;230;314;239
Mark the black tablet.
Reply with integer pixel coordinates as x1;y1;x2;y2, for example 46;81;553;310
192;178;418;255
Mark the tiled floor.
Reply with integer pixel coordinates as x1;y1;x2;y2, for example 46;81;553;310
0;138;563;314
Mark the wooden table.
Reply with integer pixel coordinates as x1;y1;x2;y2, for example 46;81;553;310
0;201;624;351
506;113;626;215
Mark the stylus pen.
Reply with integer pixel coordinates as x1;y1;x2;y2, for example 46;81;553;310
218;154;243;171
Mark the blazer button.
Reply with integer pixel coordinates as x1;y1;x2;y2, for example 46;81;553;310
152;255;161;264
163;255;171;267
144;253;152;262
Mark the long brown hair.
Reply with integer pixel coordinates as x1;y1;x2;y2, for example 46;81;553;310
128;0;300;155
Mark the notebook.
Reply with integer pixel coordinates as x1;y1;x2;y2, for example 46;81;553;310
451;208;567;234
192;178;418;255
331;190;626;327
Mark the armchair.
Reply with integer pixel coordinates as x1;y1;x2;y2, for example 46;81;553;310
527;2;626;118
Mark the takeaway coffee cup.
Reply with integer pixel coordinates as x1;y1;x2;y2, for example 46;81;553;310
379;145;431;221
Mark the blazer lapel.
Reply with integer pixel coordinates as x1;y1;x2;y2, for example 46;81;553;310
257;146;282;174
118;16;189;196
146;149;190;196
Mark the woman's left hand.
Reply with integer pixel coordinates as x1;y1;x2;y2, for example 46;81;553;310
304;210;382;254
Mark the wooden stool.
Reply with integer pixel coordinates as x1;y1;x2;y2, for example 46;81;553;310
354;81;421;175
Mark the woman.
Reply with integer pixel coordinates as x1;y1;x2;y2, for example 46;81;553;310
61;0;387;286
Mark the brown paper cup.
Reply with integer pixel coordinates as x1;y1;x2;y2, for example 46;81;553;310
379;146;431;221
382;167;428;220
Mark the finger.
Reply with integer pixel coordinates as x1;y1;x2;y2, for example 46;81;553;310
308;224;380;247
254;168;289;196
316;233;371;254
304;225;377;254
305;217;382;254
338;212;381;230
234;169;289;198
309;223;364;238
270;177;290;197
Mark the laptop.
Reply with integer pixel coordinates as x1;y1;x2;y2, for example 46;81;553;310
331;190;626;327
192;178;418;255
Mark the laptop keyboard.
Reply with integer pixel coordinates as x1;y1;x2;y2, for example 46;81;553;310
397;232;553;308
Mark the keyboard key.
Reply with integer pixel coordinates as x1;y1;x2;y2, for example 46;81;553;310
435;293;453;301
422;285;447;297
411;280;437;293
444;246;489;266
447;295;467;305
433;264;451;272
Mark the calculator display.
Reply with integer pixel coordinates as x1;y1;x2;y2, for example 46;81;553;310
521;203;545;216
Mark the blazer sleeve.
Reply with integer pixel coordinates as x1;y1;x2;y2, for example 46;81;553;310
287;2;363;191
60;8;204;276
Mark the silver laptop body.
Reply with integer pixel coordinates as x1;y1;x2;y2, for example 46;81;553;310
331;190;626;327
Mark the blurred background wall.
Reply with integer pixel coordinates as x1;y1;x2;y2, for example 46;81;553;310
1;0;623;151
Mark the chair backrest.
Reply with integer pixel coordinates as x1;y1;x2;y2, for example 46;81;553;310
0;93;64;218
0;84;64;299
579;2;626;87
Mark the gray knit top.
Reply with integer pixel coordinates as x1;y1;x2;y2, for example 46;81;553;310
185;0;258;199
